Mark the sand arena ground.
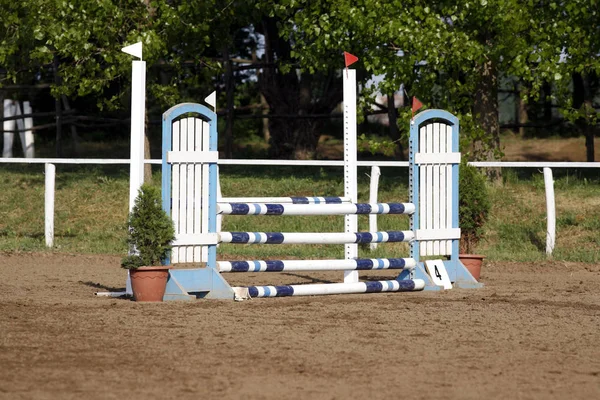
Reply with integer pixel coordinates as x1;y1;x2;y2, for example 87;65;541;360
1;252;599;399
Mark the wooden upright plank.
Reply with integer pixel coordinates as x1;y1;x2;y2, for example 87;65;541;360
432;122;440;255
171;120;181;263
178;118;188;262
446;124;453;255
186;117;195;262
201;120;210;262
193;118;203;263
425;123;434;255
419;125;427;256
439;124;448;254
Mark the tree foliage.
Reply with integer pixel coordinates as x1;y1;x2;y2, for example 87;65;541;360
1;0;598;160
266;0;597;160
459;160;491;253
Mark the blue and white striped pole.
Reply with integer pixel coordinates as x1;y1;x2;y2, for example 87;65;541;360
238;279;425;298
219;231;414;245
218;257;416;272
218;202;415;216
220;196;350;204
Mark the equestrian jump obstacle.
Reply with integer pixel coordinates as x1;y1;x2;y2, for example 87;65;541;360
161;68;481;301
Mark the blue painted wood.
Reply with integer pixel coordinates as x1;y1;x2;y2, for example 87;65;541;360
405;108;480;288
165;268;235;300
161;103;236;299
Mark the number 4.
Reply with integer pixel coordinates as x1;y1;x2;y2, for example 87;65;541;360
425;260;452;289
434;266;442;280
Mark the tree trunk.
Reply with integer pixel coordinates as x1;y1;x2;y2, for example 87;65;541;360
143;0;155;181
517;85;528;137
573;72;595;162
584;75;596;162
542;81;552;122
473;57;501;181
387;92;404;160
267;116;321;159
585;124;595;162
261;94;270;143
223;47;235;159
144;112;152;182
61;95;80;155
53;56;63;157
259;17;341;159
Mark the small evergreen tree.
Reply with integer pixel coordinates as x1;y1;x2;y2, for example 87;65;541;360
121;184;175;269
459;161;491;254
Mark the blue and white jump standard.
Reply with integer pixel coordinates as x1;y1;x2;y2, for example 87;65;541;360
160;68;481;301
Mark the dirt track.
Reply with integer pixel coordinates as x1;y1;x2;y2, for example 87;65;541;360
1;252;599;399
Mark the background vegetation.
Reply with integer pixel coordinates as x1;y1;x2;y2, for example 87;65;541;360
1;1;598;262
1;163;598;262
1;0;598;164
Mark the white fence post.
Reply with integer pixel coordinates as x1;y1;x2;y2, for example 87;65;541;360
543;167;556;256
368;166;381;250
45;163;55;247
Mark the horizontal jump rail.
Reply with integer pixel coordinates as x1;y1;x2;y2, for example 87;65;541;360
219;196;350;204
218;257;416;272
219;231;414;244
237;279;426;298
218;202;415;216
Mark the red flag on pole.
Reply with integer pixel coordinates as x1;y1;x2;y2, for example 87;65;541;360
344;52;359;68
412;97;423;119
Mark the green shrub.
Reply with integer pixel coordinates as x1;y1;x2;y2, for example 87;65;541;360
459;161;491;254
121;183;175;269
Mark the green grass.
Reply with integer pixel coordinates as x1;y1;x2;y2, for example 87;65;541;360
0;164;598;263
479;168;600;262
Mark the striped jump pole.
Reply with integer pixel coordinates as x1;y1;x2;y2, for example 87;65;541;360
220;196;350;204
219;231;414;245
236;279;426;298
218;202;415;216
218;257;417;272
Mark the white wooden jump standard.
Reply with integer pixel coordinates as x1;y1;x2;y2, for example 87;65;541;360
160;71;480;301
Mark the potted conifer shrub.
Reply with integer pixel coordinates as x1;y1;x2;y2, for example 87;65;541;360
458;160;491;280
121;183;175;302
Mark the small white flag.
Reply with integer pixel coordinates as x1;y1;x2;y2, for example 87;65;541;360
121;42;143;60
205;91;216;111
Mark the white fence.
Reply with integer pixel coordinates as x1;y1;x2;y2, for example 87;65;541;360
1;157;599;255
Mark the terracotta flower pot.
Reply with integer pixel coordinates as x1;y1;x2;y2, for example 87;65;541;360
129;266;172;302
458;254;484;281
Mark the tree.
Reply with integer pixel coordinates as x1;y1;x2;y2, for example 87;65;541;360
1;0;244;161
541;1;600;162
268;0;567;168
255;16;342;159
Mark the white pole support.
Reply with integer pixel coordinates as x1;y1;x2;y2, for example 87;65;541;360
128;59;146;211
368;166;381;250
543;167;555;256
45;163;55;247
122;42;146;297
343;69;358;283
